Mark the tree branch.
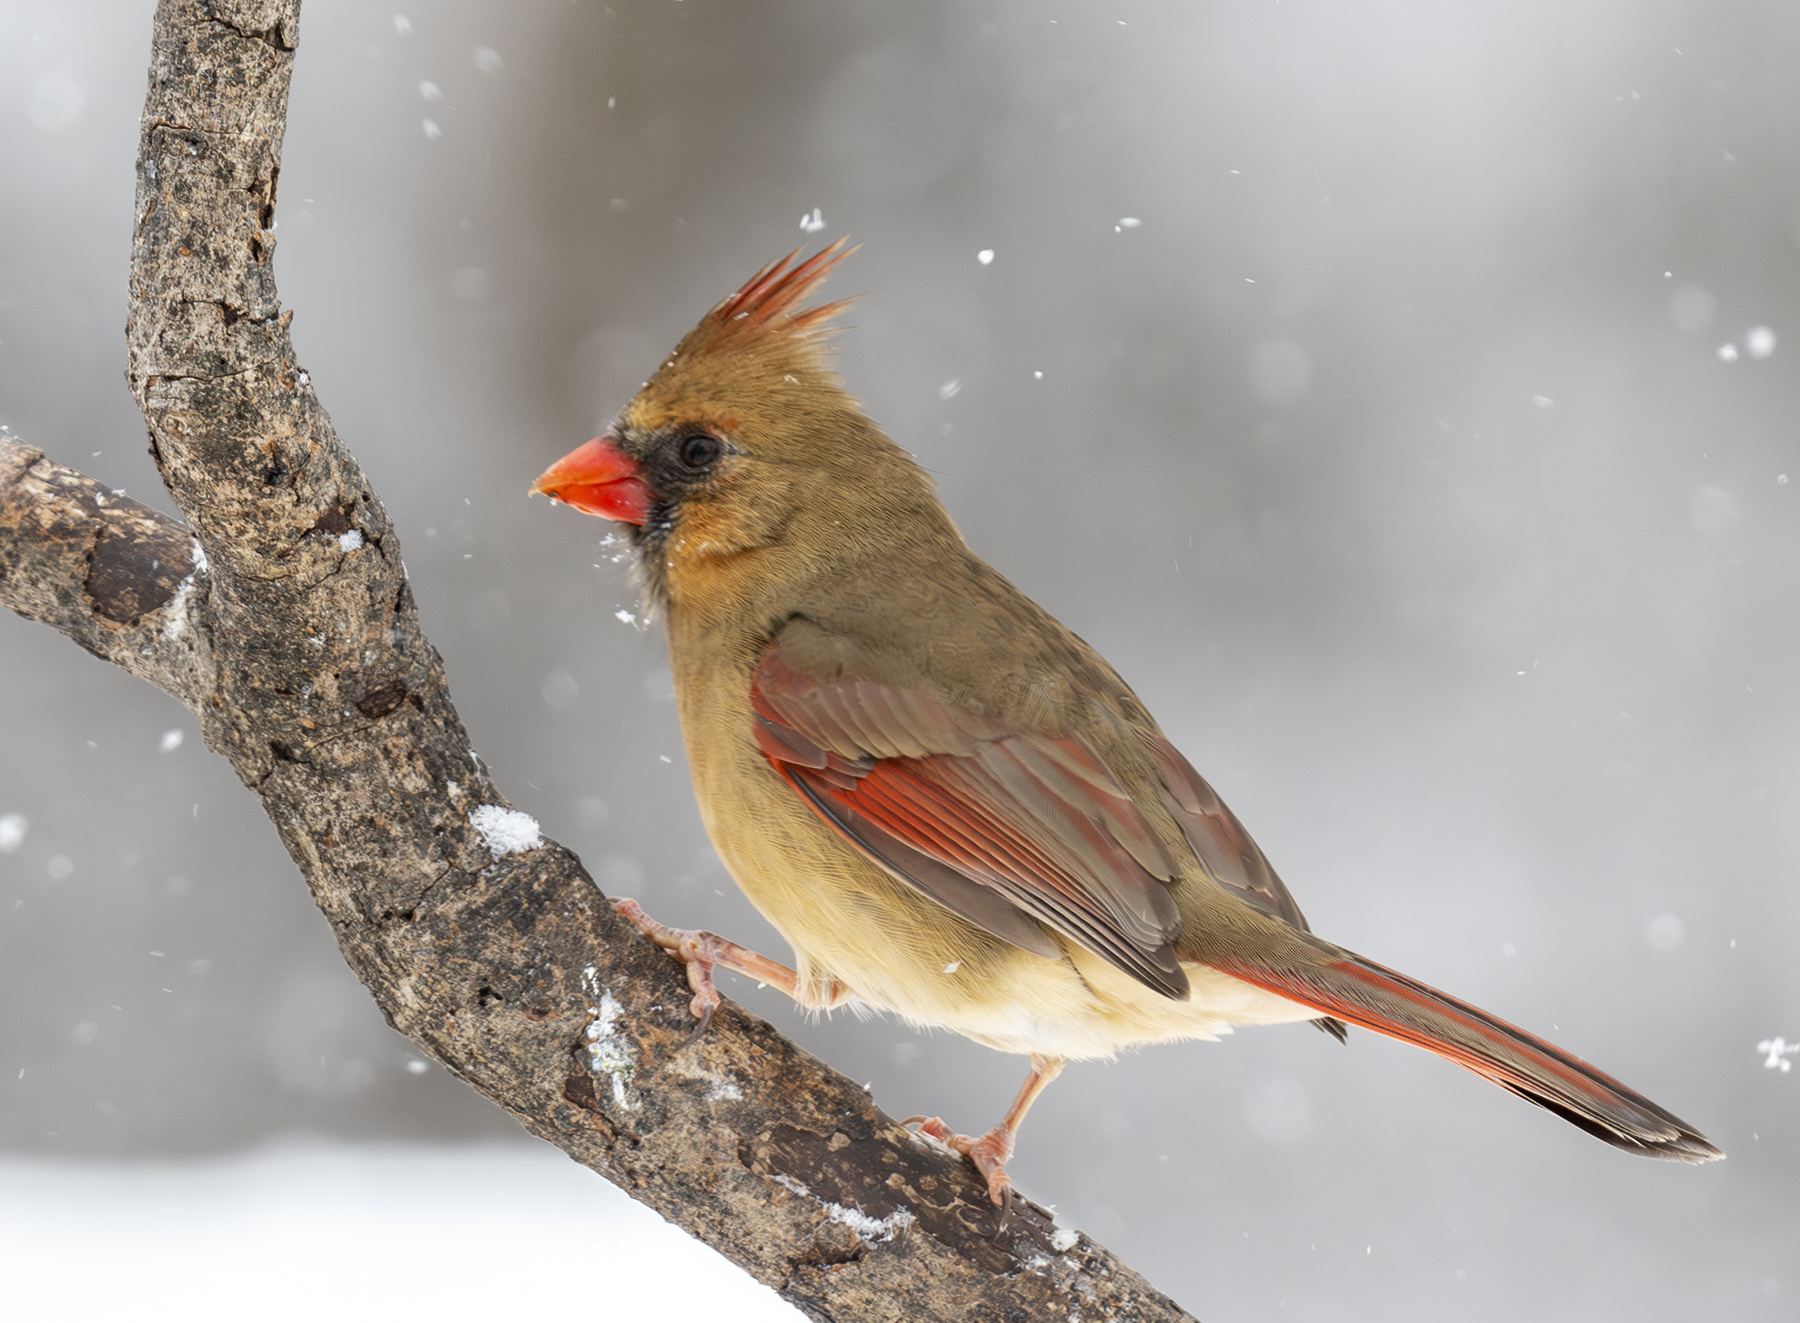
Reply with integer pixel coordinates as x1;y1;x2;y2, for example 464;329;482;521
1;3;1199;1318
0;438;213;707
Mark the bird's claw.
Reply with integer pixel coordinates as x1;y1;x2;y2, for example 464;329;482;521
907;1115;1018;1219
685;997;717;1044
611;897;723;1031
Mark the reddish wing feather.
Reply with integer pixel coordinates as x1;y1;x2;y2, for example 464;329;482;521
751;628;1189;999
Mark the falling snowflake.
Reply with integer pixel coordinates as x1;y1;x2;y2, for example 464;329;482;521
1756;1037;1798;1072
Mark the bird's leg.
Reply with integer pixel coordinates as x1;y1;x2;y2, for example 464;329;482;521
910;1053;1067;1212
610;898;848;1032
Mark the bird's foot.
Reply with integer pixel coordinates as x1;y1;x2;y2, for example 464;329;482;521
610;897;725;1031
908;1115;1017;1210
610;898;843;1031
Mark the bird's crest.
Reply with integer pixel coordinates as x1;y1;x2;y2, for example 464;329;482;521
672;240;857;371
717;239;856;332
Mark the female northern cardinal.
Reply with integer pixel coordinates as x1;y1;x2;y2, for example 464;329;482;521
532;243;1720;1208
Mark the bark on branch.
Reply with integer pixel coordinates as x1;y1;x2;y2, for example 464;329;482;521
0;3;1199;1319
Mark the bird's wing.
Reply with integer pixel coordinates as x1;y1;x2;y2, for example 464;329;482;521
1144;738;1314;933
1145;739;1348;1038
750;624;1191;999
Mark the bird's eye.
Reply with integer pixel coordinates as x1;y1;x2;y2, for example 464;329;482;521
678;434;723;470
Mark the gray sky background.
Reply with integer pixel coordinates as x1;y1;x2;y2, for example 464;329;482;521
2;1;1797;1318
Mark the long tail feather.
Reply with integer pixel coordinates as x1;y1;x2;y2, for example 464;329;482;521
1208;949;1722;1162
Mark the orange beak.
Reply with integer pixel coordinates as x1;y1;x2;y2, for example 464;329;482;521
530;434;654;526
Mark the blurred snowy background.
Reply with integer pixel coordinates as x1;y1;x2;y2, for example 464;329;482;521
3;0;1798;1318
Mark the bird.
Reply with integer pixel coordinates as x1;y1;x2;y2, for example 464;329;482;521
531;242;1721;1212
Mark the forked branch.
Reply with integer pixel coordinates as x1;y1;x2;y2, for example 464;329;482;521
0;3;1197;1319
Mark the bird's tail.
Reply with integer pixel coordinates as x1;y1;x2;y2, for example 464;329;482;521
1205;946;1723;1162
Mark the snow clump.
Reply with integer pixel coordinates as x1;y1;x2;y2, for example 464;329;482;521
470;805;542;858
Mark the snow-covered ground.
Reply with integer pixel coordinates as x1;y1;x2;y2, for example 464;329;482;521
0;1142;799;1321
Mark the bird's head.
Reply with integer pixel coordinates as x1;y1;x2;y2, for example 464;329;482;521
533;243;950;620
